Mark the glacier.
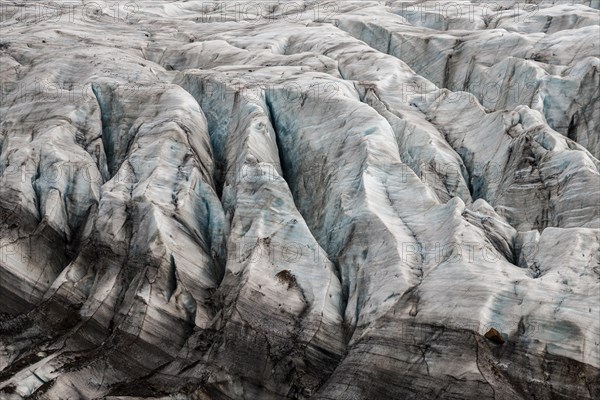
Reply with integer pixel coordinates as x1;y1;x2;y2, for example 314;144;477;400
0;1;599;399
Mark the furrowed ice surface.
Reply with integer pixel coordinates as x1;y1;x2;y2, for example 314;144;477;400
0;1;599;399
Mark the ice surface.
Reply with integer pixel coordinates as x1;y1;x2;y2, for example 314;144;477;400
0;1;598;399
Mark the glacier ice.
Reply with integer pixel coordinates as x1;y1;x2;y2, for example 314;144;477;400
0;1;599;399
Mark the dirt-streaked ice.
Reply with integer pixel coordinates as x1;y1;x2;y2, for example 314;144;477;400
0;1;598;399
